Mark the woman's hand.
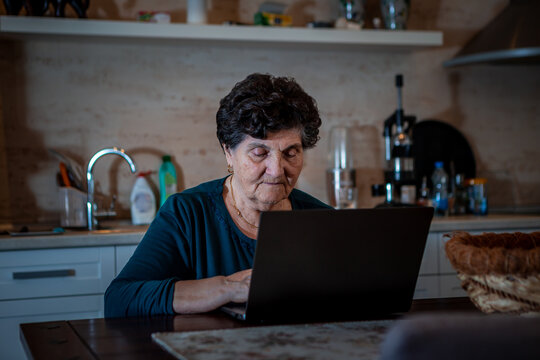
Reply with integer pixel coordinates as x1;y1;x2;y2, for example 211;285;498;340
224;269;252;303
173;269;252;314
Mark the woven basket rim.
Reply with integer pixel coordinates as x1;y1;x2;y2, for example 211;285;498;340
444;231;540;276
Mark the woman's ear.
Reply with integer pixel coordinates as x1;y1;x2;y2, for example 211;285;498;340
223;144;232;163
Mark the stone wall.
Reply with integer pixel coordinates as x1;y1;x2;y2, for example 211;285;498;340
1;0;539;224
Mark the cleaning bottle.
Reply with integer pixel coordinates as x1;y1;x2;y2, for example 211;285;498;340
130;171;156;225
159;155;178;207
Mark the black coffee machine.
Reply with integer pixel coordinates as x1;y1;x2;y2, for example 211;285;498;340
372;74;417;207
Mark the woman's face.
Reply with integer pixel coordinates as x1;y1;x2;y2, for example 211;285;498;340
225;128;304;209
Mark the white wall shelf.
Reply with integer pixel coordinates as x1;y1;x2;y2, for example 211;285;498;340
0;15;443;48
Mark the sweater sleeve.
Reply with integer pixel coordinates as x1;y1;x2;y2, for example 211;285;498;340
104;196;193;317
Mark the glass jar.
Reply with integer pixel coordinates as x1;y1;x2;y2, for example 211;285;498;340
380;0;410;30
339;0;366;24
452;174;468;215
466;178;488;215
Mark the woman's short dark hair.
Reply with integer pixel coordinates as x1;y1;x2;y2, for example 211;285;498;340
216;73;321;150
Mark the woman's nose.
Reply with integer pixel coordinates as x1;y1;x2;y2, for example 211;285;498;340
265;154;284;177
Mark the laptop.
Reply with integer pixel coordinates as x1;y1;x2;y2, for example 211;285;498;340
221;206;434;323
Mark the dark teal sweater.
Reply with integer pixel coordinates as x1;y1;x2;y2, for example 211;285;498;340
104;176;331;317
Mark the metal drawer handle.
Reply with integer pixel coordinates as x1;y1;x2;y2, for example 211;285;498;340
12;269;76;280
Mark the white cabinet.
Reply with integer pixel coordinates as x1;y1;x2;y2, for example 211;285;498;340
414;275;439;299
115;245;138;275
0;295;103;360
0;242;142;359
0;246;115;360
0;247;115;300
418;233;439;275
438;233;457;275
439;274;467;298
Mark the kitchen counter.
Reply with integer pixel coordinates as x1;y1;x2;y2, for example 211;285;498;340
1;214;539;252
428;214;540;232
0;225;148;251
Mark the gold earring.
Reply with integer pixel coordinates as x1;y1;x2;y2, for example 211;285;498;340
227;164;234;174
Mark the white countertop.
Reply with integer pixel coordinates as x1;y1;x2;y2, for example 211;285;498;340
0;226;148;251
1;214;539;251
428;214;540;232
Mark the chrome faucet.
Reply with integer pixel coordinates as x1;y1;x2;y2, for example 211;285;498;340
86;147;137;230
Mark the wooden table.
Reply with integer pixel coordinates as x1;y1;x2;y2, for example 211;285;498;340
20;298;477;360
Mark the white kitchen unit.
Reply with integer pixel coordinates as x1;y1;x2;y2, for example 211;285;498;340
0;246;115;359
0;229;145;360
116;244;138;275
0;295;103;359
413;232;440;299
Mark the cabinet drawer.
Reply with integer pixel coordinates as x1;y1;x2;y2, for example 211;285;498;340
0;247;114;301
418;233;439;275
439;274;467;298
0;295;103;360
439;233;456;274
414;275;439;299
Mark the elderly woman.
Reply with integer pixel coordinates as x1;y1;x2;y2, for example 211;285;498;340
105;73;331;317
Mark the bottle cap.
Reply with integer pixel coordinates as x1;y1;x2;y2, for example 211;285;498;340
162;155;171;162
434;161;444;168
466;178;487;185
137;170;153;177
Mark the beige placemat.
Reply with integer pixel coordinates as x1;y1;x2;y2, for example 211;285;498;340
152;320;393;360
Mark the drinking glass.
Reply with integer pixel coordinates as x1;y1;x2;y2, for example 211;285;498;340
326;126;358;209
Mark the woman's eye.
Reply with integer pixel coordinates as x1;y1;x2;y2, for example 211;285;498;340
252;149;267;157
285;149;298;158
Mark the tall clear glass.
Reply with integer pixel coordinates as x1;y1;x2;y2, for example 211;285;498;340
326;126;358;209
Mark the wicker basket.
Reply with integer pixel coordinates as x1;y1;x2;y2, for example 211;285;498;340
444;231;540;315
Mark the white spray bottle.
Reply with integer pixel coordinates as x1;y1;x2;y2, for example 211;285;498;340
130;171;156;225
